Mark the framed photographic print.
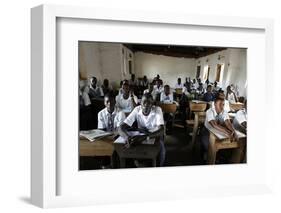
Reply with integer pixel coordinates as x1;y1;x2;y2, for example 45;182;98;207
31;4;274;208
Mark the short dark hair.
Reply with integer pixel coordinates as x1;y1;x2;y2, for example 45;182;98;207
104;91;115;100
142;92;153;101
164;84;170;89
214;97;225;103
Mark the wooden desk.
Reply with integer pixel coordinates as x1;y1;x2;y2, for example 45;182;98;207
79;135;114;157
190;112;206;147
114;138;161;168
207;131;246;164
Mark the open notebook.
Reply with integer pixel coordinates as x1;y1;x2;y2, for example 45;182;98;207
80;129;113;142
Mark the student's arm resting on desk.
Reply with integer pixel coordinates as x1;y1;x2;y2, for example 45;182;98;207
224;119;239;141
209;120;232;136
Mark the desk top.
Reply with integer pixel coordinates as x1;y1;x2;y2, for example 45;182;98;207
79;135;115;157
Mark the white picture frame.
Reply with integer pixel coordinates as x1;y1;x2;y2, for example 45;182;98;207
31;4;274;208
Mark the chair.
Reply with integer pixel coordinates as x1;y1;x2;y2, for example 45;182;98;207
186;102;207;129
190;112;206;148
207;132;246;164
159;103;177;130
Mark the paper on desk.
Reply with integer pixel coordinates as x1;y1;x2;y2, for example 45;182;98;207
114;131;155;145
208;127;246;140
80;129;113;142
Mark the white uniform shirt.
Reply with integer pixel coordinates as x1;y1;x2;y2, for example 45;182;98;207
160;92;173;103
227;93;236;104
174;83;183;89
153;85;164;94
80;90;91;106
204;108;230;131
124;105;164;130
211;100;231;112
115;94;138;113
97;107;126;131
234;109;247;125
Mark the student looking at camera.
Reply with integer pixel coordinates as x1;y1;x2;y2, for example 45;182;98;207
118;93;166;166
160;85;173;104
88;76;104;99
98;92;126;132
203;84;215;102
115;81;138;113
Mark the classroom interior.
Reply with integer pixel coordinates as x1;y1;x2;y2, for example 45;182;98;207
79;41;247;170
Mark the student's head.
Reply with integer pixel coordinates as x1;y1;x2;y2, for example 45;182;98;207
131;74;135;80
164;85;170;95
143;75;147;81
91;77;97;86
141;93;154;116
193;79;196;83
198;78;201;84
104;92;116;113
122;82;130;96
226;85;232;93
217;90;225;99
103;79;109;87
205;79;209;84
156;74;160;79
214;81;217;87
177;78;181;84
214;97;225;114
207;85;212;93
198;83;203;90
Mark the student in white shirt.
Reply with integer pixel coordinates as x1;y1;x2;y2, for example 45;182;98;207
201;97;238;154
153;79;164;101
115;81;138;113
226;85;238;104
144;83;156;100
98;92;126;132
88;77;104;99
160;85;173;104
213;81;221;93
211;90;231;112
101;78;113;96
233;100;247;134
118;93;166;166
174;78;183;89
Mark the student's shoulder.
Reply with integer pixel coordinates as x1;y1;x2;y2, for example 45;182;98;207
98;107;107;116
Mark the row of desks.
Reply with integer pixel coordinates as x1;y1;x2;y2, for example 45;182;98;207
80;136;161;168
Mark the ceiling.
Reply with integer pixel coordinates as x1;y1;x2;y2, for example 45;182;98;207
124;44;226;59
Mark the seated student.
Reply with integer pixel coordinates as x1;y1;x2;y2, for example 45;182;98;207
191;79;198;90
118;79;128;95
101;79;112;96
153;79;164;101
129;74;138;86
175;77;183;89
211;90;230;112
144;83;156;100
226;85;238;104
98;92;126;132
213;81;221;93
200;97;238;158
79;82;94;130
160;85;173;104
118;93;166;166
196;83;205;95
88;77;104;99
203;85;215;102
115;81;138;113
140;75;149;88
233;100;247;134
